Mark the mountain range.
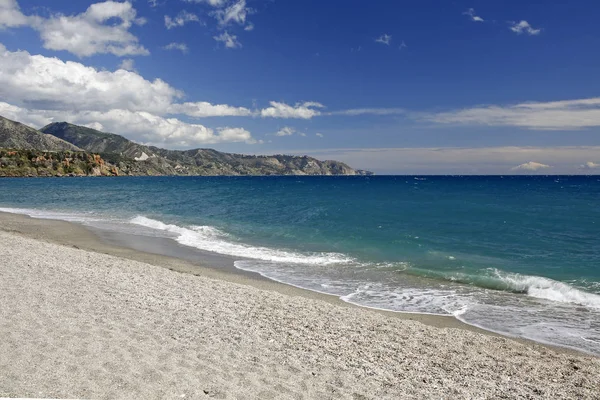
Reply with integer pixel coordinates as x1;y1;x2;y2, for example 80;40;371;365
0;115;371;177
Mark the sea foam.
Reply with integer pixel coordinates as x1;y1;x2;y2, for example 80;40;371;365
492;269;600;310
130;216;353;265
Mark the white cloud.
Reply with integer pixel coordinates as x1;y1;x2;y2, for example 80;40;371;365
83;121;105;131
399;41;407;50
168;102;252;117
420;97;600;130
328;108;405;116
316;133;324;138
163;42;189;53
0;101;51;127
0;0;149;57
275;127;295;136
213;31;241;48
261;101;324;119
244;22;254;31
0;44;178;113
0;45;257;146
36;1;148;57
165;10;200;29
463;8;484;22
375;34;392;45
511;161;551;171
0;0;29;28
0;102;256;147
214;0;249;26
184;0;227;6
580;161;600;170
509;20;541;35
118;58;135;71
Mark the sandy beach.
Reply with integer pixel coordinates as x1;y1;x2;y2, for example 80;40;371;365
1;213;599;399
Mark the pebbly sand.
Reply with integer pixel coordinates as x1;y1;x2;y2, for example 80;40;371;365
0;213;599;399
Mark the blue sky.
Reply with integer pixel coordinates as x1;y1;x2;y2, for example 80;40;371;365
1;0;600;174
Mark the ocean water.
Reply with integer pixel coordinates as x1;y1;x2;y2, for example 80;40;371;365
1;176;599;355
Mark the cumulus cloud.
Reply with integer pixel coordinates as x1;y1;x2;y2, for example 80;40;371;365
165;10;200;29
118;58;135;71
463;8;484;22
0;0;29;28
375;34;392;45
275;127;295;136
0;0;148;57
580;161;600;170
213;0;249;26
0;102;256;147
213;31;241;48
509;20;541;35
511;161;551;171
168;102;252;117
0;45;257;147
0;101;52;127
83;121;105;131
0;44;179;113
420;97;600;130
261;101;324;119
163;42;189;53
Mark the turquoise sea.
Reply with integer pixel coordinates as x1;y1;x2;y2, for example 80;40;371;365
1;176;599;355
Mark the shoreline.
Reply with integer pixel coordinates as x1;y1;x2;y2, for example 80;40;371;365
0;211;588;355
0;211;475;331
2;211;600;398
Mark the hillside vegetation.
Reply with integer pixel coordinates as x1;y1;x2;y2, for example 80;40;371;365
0;149;118;177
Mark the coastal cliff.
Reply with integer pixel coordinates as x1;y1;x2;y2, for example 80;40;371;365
0;149;118;177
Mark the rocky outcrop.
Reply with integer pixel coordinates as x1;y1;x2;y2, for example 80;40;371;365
0;149;118;177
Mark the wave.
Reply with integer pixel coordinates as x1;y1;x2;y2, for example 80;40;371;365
403;266;600;310
491;269;600;310
130;216;354;265
4;207;598;312
0;207;104;223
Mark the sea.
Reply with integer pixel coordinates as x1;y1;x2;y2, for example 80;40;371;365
1;176;599;356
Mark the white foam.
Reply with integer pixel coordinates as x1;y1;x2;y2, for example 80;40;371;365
0;207;103;224
130;216;353;265
492;269;600;310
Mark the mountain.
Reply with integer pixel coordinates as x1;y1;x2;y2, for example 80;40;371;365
0;116;81;152
40;122;372;176
41;122;154;158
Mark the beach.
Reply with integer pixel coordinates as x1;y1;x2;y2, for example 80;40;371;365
0;212;599;399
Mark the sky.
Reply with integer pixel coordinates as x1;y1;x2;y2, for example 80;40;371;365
1;0;600;174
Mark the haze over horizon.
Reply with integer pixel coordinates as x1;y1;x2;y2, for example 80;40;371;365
1;0;599;174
